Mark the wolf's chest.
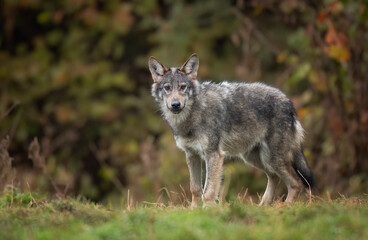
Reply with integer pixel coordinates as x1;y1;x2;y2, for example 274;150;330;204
174;134;208;157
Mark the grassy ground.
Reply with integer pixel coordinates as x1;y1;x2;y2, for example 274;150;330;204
0;190;367;240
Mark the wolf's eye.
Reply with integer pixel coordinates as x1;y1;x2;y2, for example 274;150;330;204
164;85;171;91
180;85;187;91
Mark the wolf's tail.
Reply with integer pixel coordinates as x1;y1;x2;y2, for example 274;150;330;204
293;149;314;189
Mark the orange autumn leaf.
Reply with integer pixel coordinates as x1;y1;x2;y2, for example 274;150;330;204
253;5;264;16
337;32;347;45
277;51;288;63
328;1;344;14
325;25;336;44
327;45;350;62
360;111;368;125
325;20;348;47
298;108;308;119
324;20;350;62
317;12;327;23
56;106;75;123
325;21;338;44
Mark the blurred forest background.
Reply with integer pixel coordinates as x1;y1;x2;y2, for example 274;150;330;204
0;0;367;205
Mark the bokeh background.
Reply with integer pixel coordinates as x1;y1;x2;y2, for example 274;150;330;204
1;0;367;205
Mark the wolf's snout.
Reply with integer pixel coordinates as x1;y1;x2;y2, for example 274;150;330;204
171;101;181;110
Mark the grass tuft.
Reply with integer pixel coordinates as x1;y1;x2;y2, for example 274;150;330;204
0;191;367;240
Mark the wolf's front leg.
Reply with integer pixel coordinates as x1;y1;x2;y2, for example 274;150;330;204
202;152;224;207
185;152;203;208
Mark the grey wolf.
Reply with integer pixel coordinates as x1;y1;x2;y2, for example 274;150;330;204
149;53;314;207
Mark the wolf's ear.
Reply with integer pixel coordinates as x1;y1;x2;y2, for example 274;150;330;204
149;56;168;83
180;53;199;81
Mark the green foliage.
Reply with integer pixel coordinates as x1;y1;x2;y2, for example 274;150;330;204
1;0;169;202
0;189;32;208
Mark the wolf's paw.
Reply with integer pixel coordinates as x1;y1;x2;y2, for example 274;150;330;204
259;199;272;206
202;200;216;208
190;201;200;209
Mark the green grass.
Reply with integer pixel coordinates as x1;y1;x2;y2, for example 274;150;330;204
0;191;367;240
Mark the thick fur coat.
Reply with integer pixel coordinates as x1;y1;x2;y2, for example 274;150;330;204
149;54;314;207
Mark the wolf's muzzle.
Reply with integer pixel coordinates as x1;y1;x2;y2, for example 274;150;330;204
171;101;181;109
170;100;183;114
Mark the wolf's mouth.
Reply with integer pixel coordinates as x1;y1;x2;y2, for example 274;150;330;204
170;109;182;114
167;103;185;114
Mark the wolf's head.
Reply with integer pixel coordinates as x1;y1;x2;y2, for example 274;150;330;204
149;54;200;116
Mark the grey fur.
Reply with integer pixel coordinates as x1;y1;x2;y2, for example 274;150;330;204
149;54;314;207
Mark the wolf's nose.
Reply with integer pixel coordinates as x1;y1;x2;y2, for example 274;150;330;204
171;101;181;109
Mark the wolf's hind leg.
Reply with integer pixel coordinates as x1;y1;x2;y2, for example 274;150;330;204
278;164;303;203
259;173;279;206
185;152;202;208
